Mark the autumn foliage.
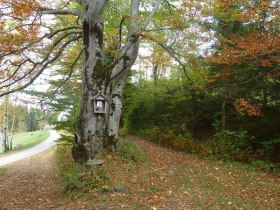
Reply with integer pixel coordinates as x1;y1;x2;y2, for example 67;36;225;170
235;98;263;117
0;0;41;57
209;31;280;67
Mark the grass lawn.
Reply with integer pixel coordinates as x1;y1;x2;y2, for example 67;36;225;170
0;130;50;157
0;166;9;176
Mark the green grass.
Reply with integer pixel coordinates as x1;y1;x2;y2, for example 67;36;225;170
0;167;9;176
0;130;50;157
55;144;110;194
13;130;50;148
55;137;149;195
117;138;149;163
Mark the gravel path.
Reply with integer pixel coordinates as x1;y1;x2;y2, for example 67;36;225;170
0;130;60;167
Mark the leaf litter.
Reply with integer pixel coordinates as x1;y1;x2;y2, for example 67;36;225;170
0;135;279;209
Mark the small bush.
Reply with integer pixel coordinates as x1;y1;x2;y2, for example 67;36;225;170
258;138;280;162
62;164;82;192
145;127;162;142
56;144;109;194
172;135;193;151
62;164;109;193
251;160;273;172
117;138;149;163
212;130;255;161
160;130;176;146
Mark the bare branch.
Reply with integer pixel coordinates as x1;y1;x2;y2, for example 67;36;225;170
143;34;194;85
146;24;190;32
142;0;162;30
39;8;85;19
0;36;82;97
163;0;177;13
0;59;31;86
110;35;140;80
52;49;83;94
1;26;81;60
3;31;80;83
47;26;82;38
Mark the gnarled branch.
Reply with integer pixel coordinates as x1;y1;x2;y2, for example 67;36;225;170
38;8;85;19
143;34;194;85
0;36;82;97
142;0;162;30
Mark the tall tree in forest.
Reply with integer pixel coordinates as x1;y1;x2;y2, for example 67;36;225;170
0;0;168;162
204;0;280;130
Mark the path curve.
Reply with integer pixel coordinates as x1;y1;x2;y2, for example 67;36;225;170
0;130;60;166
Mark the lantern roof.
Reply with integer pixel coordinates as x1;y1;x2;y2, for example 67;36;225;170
92;92;108;101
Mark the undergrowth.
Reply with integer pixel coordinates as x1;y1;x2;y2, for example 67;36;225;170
55;136;149;195
56;143;109;194
117;138;149;163
131;128;280;175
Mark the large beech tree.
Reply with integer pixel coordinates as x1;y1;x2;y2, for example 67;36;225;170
0;0;167;162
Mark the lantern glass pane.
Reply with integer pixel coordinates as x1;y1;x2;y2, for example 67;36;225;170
97;101;103;109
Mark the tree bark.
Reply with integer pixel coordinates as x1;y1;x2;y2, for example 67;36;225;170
73;0;140;163
4;96;9;151
75;0;108;162
1;127;6;153
72;0;160;163
9;102;16;150
107;40;140;147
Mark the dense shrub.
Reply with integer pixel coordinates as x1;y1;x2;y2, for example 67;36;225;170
173;135;192;150
257;138;280;163
212;130;255;162
145;127;162;142
141;127;211;155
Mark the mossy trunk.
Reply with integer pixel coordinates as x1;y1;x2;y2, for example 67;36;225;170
73;1;108;163
72;0;141;164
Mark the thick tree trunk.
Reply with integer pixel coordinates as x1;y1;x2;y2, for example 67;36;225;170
106;0;140;148
73;1;108;163
72;0;140;163
107;40;140;147
72;0;158;164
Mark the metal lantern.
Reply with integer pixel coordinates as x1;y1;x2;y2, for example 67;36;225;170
92;92;108;114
